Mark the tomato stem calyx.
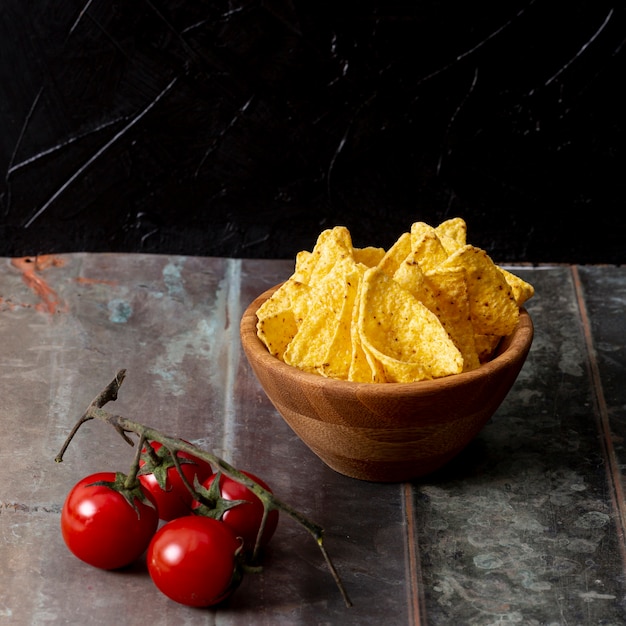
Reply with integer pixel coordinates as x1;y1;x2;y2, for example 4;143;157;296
192;471;250;520
87;471;156;517
138;443;197;493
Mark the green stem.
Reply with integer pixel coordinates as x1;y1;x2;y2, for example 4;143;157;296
166;444;198;500
55;370;352;609
124;433;145;490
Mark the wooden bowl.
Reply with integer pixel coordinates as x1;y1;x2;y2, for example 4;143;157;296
240;285;534;482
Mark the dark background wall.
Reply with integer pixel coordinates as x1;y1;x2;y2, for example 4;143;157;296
1;1;625;264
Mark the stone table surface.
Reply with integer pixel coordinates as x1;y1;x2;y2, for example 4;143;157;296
1;254;625;625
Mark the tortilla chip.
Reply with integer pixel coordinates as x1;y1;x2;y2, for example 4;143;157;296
394;256;479;371
377;231;412;278
424;267;480;371
439;245;519;337
256;279;311;359
308;226;354;284
347;329;374;382
435;217;467;254
292;250;315;284
392;253;432;302
353;245;386;268
284;257;360;378
348;276;387;383
475;334;502;363
499;267;535;307
409;223;449;272
317;260;364;379
358;267;463;382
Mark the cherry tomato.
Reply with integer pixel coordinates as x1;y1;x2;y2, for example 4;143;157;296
61;471;159;570
147;516;242;607
138;441;213;521
193;470;279;552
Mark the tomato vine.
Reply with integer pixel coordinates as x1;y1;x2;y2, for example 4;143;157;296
55;369;352;608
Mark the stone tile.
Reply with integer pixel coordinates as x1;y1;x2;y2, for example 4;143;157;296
2;258;625;624
413;266;626;624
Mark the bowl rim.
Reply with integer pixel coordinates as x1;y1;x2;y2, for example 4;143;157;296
240;283;534;396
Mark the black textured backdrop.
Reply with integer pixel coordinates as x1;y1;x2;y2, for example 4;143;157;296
1;1;625;263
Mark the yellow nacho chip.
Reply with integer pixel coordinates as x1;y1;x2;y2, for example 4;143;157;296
438;245;519;337
392;250;431;301
256;279;311;359
435;217;467;254
499;267;535;307
377;231;412;278
474;334;502;363
292;250;315;284
357;340;390;383
308;226;354;285
409;223;449;272
284;257;361;379
393;256;479;371
424;267;480;372
317;260;364;379
349;338;387;383
347;274;387;383
358;267;463;382
353;245;386;268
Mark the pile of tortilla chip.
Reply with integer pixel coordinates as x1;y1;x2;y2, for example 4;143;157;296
255;218;534;383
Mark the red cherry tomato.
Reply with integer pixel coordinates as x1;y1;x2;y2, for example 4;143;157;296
193;470;279;552
61;471;159;570
147;516;241;607
138;441;213;521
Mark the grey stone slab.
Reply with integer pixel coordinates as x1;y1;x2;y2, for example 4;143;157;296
577;264;626;440
412;266;626;624
0;253;407;625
